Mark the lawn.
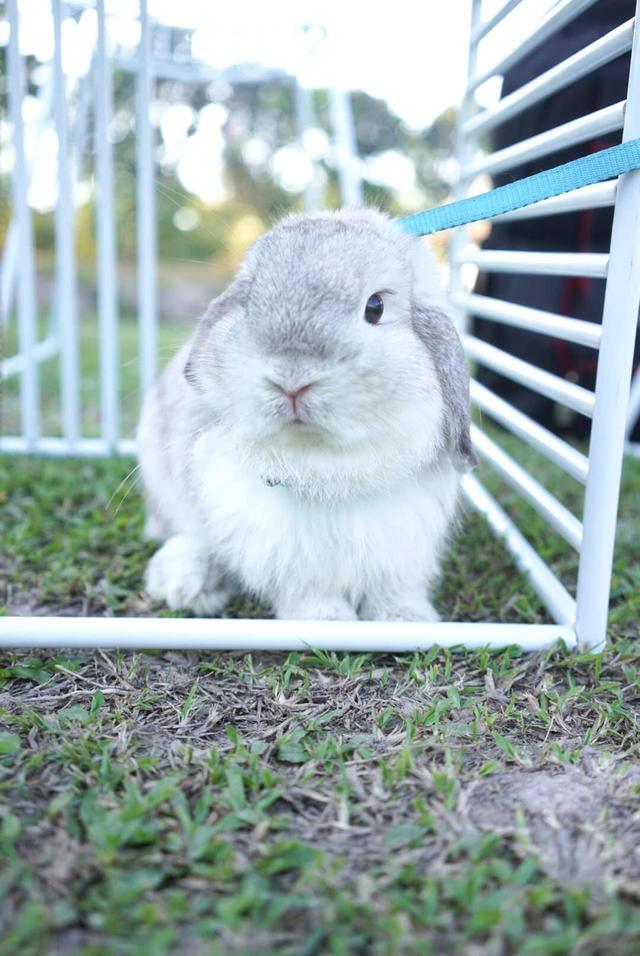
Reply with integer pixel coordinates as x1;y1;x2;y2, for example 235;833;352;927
1;444;640;955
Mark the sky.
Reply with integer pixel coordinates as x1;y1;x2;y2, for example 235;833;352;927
1;0;559;210
144;0;557;128
148;0;471;132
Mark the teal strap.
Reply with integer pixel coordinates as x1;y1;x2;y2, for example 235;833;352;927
398;138;640;237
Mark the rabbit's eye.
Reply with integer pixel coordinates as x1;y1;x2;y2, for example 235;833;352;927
364;293;384;324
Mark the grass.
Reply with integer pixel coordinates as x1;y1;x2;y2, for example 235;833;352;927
2;442;640;955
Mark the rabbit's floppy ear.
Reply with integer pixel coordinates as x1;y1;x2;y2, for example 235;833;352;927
411;304;478;471
184;275;249;389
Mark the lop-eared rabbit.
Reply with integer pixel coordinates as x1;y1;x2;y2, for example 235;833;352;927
137;209;475;621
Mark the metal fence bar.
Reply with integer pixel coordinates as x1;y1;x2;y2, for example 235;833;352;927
576;2;640;651
468;0;599;91
461;474;577;625
470;380;589;483
2;338;60;379
52;0;80;445
465;20;634;137
1;64;53;329
73;51;93;202
0;436;137;457
471;425;583;549
0;222;18;325
453;292;601;347
463;101;625;179
471;0;523;45
492;180;617;222
294;79;322;211
95;0;119;446
136;0;158;398
464;335;596;416
449;0;482;336
329;86;363;206
7;0;40;445
0;615;577;651
456;249;609;277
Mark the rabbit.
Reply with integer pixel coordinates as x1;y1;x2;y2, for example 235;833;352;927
137;207;476;621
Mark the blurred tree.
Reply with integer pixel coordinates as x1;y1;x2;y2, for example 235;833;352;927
0;24;457;283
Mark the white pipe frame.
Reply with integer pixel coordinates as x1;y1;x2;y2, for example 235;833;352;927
470;0;523;46
453;292;602;348
456;249;609;278
468;0;600;93
294;79;323;212
463;101;625;180
461;474;577;627
96;0;120;448
7;0;40;446
465;19;634;138
2;49;91;372
136;0;158;400
52;0;81;446
470;380;589;484
575;0;640;650
328;86;364;206
448;0;482;337
1;64;53;326
0;436;137;457
2;339;61;380
0;615;576;652
470;425;583;551
463;335;596;417
492;180;617;223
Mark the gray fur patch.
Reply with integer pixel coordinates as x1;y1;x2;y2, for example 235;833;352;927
184;276;250;388
242;213;410;359
411;305;477;471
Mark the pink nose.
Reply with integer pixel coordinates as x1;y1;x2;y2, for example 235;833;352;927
280;382;313;401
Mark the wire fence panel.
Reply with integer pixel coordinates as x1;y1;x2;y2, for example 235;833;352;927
455;0;640;649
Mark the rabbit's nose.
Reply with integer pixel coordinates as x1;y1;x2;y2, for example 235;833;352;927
280;383;314;401
267;378;316;420
267;379;315;401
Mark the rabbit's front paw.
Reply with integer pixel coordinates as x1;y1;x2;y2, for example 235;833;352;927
144;534;233;616
359;594;440;622
275;596;358;621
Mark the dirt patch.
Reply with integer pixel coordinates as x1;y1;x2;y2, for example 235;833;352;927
468;764;640;899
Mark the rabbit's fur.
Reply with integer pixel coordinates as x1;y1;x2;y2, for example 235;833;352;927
137;208;475;621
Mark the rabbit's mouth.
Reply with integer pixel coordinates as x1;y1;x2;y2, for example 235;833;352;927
280;402;312;425
273;397;319;429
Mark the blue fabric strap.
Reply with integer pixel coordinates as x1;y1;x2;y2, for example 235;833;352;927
397;138;640;237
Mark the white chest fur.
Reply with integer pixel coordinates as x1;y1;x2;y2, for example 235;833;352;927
190;428;460;607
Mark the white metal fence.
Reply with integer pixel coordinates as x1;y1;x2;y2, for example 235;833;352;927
2;0;639;651
453;0;640;652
